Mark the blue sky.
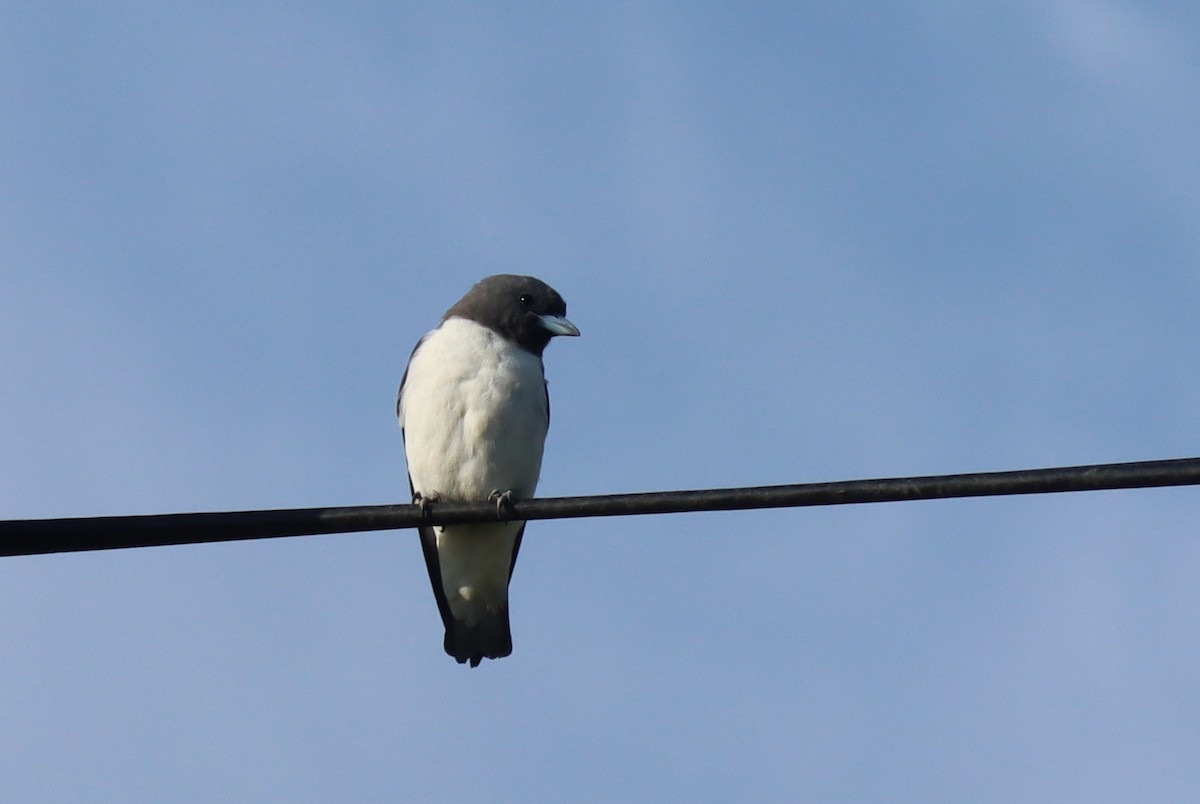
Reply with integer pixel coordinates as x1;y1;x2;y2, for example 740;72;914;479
3;2;1200;801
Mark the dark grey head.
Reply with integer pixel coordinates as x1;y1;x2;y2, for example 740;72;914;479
443;274;580;356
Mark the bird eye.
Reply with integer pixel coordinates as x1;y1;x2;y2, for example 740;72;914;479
518;293;535;307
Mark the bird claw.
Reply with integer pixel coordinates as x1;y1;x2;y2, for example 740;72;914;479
413;490;441;516
488;489;516;518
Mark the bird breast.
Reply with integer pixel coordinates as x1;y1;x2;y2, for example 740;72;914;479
400;318;549;501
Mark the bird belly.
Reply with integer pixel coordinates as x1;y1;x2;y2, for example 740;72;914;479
434;521;522;625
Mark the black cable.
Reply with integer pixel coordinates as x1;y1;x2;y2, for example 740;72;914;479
2;456;1199;558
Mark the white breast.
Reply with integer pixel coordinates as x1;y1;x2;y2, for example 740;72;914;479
399;317;549;502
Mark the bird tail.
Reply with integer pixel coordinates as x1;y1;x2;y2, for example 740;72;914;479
445;609;512;668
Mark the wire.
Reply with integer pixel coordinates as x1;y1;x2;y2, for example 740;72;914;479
2;456;1199;558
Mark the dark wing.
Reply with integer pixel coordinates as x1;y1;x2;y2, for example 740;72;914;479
511;368;545;578
410;474;455;636
396;332;429;419
512;365;546;578
398;332;457;635
508;523;525;579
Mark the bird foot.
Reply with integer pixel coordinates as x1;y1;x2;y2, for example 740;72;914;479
488;489;516;518
413;490;441;516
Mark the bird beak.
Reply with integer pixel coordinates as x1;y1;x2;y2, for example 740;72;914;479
537;314;580;337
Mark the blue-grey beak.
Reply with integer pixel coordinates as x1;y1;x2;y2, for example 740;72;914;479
537;314;580;337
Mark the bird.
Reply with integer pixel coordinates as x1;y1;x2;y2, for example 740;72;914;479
397;275;580;667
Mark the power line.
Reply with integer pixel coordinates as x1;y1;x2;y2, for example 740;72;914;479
2;456;1199;558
